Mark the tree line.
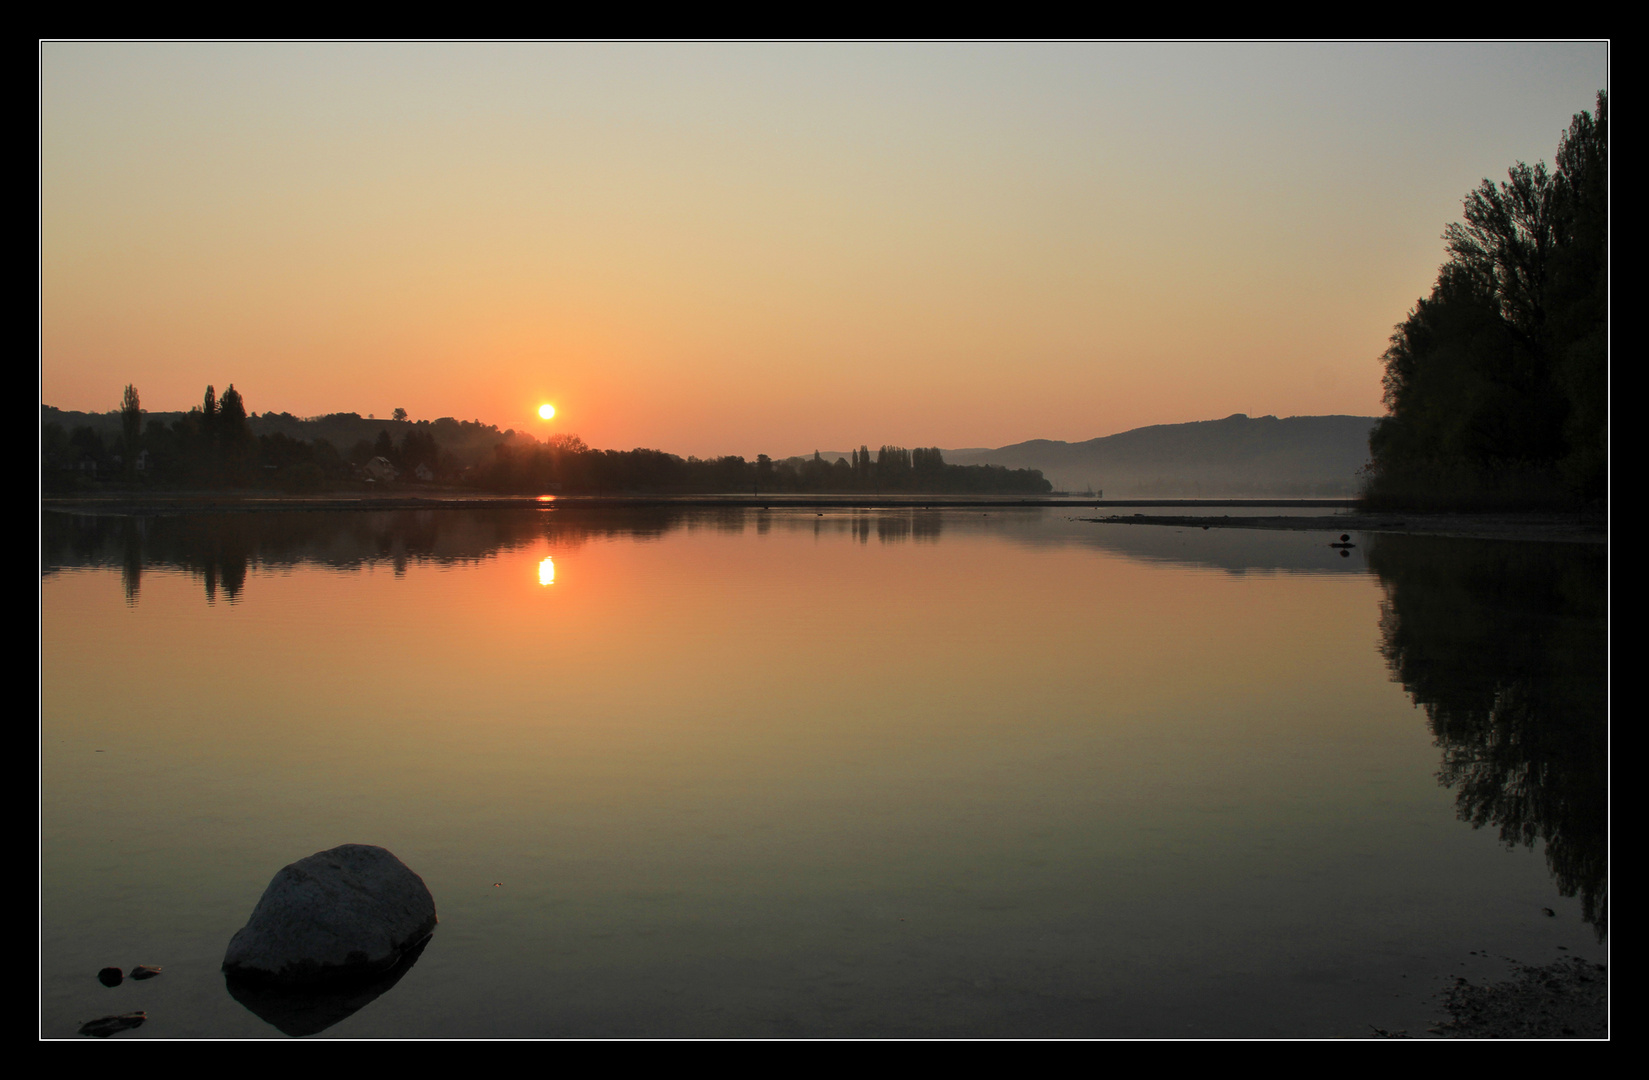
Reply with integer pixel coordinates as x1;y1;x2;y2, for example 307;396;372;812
42;384;461;490
43;388;1051;495
1363;92;1607;511
466;439;1051;494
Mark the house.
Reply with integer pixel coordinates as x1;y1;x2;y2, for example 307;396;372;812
363;456;399;483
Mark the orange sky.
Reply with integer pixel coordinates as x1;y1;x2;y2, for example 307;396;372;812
40;42;1607;456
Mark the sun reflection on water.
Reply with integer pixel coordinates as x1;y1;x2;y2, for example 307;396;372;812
538;556;556;586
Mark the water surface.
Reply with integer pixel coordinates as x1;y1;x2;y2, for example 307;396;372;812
40;507;1605;1037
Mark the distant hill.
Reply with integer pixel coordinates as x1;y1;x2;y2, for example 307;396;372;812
940;414;1379;496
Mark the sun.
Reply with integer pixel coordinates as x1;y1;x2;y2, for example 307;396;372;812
538;404;556;420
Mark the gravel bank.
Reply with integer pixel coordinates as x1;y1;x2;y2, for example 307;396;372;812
1432;957;1608;1038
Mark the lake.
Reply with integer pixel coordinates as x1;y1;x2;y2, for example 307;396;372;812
40;506;1606;1037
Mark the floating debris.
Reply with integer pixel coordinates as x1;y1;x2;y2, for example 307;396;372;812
129;965;162;980
97;967;123;987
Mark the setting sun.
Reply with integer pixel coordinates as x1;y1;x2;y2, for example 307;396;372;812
538;404;556;420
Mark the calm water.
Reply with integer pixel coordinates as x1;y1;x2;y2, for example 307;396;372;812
40;507;1606;1037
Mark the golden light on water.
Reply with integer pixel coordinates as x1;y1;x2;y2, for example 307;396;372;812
538;556;556;586
538;404;556;420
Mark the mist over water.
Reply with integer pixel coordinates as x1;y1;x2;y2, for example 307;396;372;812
41;508;1604;1037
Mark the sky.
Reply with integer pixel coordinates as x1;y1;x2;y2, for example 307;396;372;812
40;42;1607;457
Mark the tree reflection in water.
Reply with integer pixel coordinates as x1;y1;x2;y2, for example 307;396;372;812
1368;534;1606;939
41;506;948;603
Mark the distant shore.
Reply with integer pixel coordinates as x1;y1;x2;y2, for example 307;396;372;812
1086;512;1606;544
39;493;1605;544
41;492;1357;513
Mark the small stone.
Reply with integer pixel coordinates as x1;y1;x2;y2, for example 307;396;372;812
97;967;123;987
129;965;162;980
222;844;437;986
79;1012;146;1037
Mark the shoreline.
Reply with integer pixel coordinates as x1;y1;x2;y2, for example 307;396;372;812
1084;512;1606;545
1429;956;1608;1038
40;494;1604;544
41;493;1356;513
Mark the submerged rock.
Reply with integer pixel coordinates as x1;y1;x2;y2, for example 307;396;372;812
79;1012;145;1037
222;844;437;986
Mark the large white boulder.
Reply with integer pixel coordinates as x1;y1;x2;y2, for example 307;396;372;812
222;844;437;985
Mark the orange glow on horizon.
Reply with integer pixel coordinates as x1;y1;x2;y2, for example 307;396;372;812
39;43;1606;456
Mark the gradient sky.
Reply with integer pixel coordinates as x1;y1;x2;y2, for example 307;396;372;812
40;42;1607;457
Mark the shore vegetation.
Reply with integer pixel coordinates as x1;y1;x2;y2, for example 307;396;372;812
1362;93;1606;512
42;398;1050;497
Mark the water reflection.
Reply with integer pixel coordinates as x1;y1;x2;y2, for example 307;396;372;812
42;506;1608;1036
1367;534;1607;938
43;510;554;603
224;935;431;1037
45;508;964;602
43;506;1371;608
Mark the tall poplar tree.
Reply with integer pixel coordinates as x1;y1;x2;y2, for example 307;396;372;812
120;384;142;476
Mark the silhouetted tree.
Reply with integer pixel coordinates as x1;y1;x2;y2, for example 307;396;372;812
218;385;249;446
399;430;439;475
120;384;142;477
70;425;103;468
1366;92;1606;510
202;385;218;440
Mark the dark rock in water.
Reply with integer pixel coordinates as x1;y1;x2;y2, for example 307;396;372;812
97;967;123;987
129;965;162;980
222;844;437;986
225;934;430;1036
79;1012;146;1037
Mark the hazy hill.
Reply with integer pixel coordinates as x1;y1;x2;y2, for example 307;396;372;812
940;414;1379;496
